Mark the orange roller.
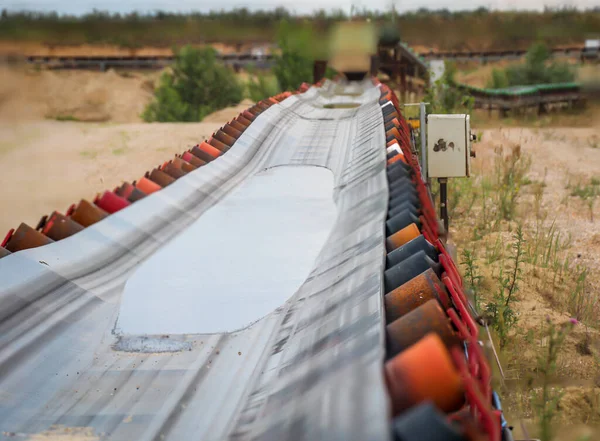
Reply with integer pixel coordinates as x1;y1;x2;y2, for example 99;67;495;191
386;299;460;356
385;268;451;322
387;154;407;165
135;176;162;195
69;199;109;227
4;223;54;252
199;141;222;158
387;127;401;140
386;223;420;251
384;333;464;416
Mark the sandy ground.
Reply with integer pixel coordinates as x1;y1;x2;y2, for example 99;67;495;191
451;124;600;438
0;66;161;122
0;106;251;235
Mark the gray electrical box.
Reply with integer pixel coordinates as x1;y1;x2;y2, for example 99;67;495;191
426;114;471;178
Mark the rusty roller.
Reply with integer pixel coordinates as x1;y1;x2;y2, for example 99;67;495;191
384;333;463;416
95;191;131;214
386;223;421;252
222;124;243;139
242;110;256;121
68;199;109;227
190;146;217;163
229;120;247;132
135;177;162;195
236;115;252;126
386;235;438;268
3;223;54;252
384;114;400;126
386;127;403;143
37;211;84;241
385;268;450;323
384;250;441;293
208;137;230;153
114;182;137;200
172;157;197;173
247;107;262;116
212;130;236;147
386;299;460;357
162;162;187;179
146;169;175;187
181;151;206;167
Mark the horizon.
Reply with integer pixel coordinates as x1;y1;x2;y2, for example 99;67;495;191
3;1;598;17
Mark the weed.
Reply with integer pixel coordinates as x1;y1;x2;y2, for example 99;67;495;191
570;178;600;222
461;248;482;311
485;227;525;348
534;318;576;441
485;266;518;348
52;114;79;122
506;225;525;306
493;145;531;222
79;150;98;159
567;266;597;324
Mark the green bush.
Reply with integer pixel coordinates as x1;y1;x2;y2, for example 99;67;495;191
426;62;474;114
272;20;314;91
246;69;281;101
489;42;575;89
142;45;243;122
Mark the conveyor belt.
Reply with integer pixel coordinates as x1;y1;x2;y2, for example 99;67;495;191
0;80;391;440
0;78;505;441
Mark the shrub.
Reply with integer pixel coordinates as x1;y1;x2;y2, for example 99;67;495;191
272;20;314;91
142;45;243;122
489;42;575;89
246;69;281;102
425;61;474;114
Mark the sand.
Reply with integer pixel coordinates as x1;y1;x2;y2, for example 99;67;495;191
0;66;159;123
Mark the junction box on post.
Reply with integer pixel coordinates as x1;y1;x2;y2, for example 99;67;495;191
426;114;472;179
426;114;473;233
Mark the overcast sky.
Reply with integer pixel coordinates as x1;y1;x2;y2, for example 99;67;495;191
4;0;596;15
